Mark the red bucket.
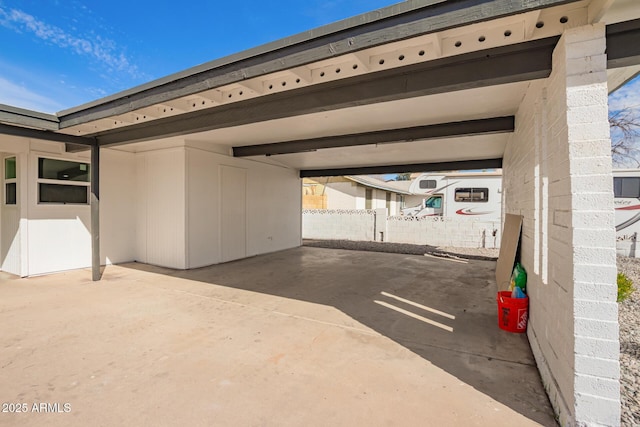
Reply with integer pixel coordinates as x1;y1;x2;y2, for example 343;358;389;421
496;291;529;333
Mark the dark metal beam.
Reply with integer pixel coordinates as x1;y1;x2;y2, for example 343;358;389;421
65;143;91;153
300;158;503;177
57;0;576;128
90;145;101;281
94;38;557;147
0;104;59;131
0;123;96;146
606;18;640;69
233;117;514;157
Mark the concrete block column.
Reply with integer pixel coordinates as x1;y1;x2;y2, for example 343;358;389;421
560;24;620;427
504;23;619;427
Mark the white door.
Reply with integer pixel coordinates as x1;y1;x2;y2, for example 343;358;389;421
220;165;247;262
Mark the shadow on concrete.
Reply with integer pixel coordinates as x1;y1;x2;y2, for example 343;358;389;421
121;246;556;426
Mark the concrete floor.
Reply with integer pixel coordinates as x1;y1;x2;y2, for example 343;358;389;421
0;247;556;426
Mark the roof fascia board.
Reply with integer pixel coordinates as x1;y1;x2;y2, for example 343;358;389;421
0;123;96;146
0;104;59;131
300;158;503;177
232;117;514;157
93;37;555;147
57;0;578;128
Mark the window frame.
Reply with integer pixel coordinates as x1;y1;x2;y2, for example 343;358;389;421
454;187;489;203
4;156;17;206
36;156;91;206
419;179;437;189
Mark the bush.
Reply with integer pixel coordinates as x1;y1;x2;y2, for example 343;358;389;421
618;273;635;302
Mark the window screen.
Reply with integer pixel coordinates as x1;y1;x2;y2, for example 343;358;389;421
614;177;640;198
419;180;437;189
454;188;489;203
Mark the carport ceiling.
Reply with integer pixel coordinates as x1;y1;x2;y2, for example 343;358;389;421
115;82;526;172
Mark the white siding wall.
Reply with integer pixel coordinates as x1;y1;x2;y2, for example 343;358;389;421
185;144;301;268
0;139;299;275
503;24;619;426
136;147;187;269
0;151;26;276
246;158;301;258
101;149;136;265
186;148;220;268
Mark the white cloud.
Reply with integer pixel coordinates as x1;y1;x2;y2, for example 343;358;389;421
0;76;63;113
0;6;140;77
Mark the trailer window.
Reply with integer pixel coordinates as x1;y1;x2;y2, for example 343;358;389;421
614;177;640;198
455;188;488;203
419;180;437;189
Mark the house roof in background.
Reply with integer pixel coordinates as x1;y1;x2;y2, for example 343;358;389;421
345;175;413;195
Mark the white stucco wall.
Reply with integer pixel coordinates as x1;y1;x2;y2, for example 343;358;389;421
503;24;619;427
325;181;359;210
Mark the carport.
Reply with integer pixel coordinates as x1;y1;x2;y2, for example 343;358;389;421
1;0;640;425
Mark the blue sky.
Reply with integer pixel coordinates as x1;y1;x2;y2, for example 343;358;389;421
0;0;400;113
1;0;639;119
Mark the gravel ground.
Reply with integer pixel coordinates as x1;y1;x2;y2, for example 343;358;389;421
617;256;640;427
303;239;500;260
304;239;639;426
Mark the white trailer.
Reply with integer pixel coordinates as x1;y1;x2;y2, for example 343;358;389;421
401;172;502;221
614;169;640;257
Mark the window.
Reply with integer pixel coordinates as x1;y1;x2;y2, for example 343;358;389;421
454;187;489;203
419;179;437;189
37;157;90;204
365;189;372;209
614;177;640;198
386;192;391;213
4;157;16;205
425;196;442;209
